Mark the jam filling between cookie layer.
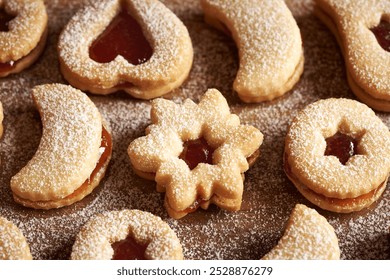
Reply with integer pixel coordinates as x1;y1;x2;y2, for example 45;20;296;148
16;126;112;204
284;153;382;207
89;7;153;65
111;234;147;260
324;132;358;165
370;20;390;52
0;9;16;72
179;137;215;170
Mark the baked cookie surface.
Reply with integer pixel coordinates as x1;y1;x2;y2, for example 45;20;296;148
71;209;183;260
284;98;390;213
128;89;263;219
0;0;48;77
0;216;32;260
58;0;193;99
0;0;388;260
262;204;340;260
315;0;390;111
10;84;112;209
201;0;304;102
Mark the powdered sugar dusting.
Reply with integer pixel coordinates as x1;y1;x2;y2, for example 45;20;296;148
0;0;47;62
58;0;192;97
0;0;388;260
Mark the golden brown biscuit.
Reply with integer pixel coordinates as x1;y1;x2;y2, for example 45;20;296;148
0;0;48;77
201;0;304;103
71;209;183;260
58;0;193;99
314;0;390;111
262;204;340;260
10;84;112;209
0;216;32;260
128;88;263;219
284;98;390;213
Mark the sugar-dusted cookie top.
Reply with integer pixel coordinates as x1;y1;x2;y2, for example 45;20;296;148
11;84;103;202
0;0;47;62
0;216;32;260
315;0;390;108
128;88;263;218
262;204;340;260
285;98;390;199
71;209;183;260
58;0;193;99
201;0;303;102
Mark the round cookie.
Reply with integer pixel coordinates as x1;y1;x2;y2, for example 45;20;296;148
71;209;183;260
0;216;32;260
58;0;193;99
0;0;48;77
284;98;390;213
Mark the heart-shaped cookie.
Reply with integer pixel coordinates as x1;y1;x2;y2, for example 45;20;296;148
58;0;193;99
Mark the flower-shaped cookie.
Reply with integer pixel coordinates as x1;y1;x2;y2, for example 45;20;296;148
128;89;263;219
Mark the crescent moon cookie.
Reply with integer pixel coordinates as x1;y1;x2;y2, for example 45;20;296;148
314;0;390;111
0;0;48;78
284;98;390;213
0;216;32;260
10;84;113;210
128;89;263;219
262;204;340;260
58;0;193;99
201;0;304;103
71;209;183;260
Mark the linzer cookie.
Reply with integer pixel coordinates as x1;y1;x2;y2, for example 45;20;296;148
262;204;340;260
128;89;263;219
71;209;183;260
284;98;390;213
0;0;48;77
10;84;112;209
201;0;304;103
0;216;32;260
58;0;193;99
314;0;390;111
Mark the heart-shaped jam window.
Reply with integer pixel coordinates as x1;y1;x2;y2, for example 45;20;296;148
370;20;390;52
89;9;153;65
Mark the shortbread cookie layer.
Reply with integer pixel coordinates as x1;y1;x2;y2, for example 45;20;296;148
71;209;183;260
0;0;48;77
284;98;390;212
201;0;304;102
0;216;32;260
262;204;340;260
314;0;390;111
10;84;112;209
128;89;263;219
58;0;193;99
